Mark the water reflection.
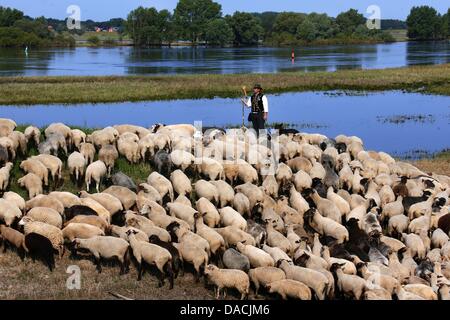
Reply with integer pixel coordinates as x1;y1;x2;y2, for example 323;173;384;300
0;91;448;157
0;41;449;76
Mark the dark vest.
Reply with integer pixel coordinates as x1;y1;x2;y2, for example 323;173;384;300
251;93;265;113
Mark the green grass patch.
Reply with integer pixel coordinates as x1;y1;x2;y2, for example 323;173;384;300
0;64;450;105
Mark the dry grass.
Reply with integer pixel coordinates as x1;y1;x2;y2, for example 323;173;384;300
412;151;450;177
0;249;216;300
0;64;450;105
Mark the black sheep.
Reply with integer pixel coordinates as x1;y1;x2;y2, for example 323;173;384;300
402;191;432;214
24;233;57;271
311;179;328;198
438;213;450;235
344;218;370;261
153;149;172;177
64;205;98;222
149;234;182;279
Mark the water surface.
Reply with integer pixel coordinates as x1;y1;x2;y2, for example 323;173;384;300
1;41;449;76
0;91;448;158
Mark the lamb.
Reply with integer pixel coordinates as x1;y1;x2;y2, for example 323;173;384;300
65;215;109;232
196;197;220;228
73;236;130;275
20;159;48;186
24;126;41;146
85;160;107;193
19;216;64;258
304;208;349;244
278;260;329;300
3;191;26;212
266;279;312;300
236;242;274;268
204;264;250;300
31;154;63;186
103;185;136;211
79;191;123;216
170;170;192;196
222;248;250;272
0;225;25;259
63;222;105;243
147;171;174;202
79;142;95;165
330;263;367;300
210;180;235;208
195;180;219;205
67;152;85;185
98;144;118;176
24;233;57;271
0;198;22;226
26;207;63;228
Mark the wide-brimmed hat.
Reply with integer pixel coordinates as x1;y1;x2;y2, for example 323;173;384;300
253;83;263;90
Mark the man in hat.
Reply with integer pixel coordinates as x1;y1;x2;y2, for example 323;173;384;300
242;83;269;135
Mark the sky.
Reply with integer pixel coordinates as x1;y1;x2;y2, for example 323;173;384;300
0;0;448;21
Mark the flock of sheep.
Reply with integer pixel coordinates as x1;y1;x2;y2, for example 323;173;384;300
0;117;450;300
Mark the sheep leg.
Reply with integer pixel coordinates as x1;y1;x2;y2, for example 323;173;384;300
137;263;143;281
95;257;102;273
164;262;174;289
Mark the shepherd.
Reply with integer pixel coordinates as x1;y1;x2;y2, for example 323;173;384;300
241;83;269;135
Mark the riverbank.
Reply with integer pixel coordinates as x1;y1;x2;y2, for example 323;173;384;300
413;150;450;177
1;64;450;105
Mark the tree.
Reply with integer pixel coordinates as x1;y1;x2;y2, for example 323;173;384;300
273;12;306;34
87;35;100;46
173;0;222;44
297;19;317;41
407;6;442;40
336;9;366;34
0;6;23;27
126;7;174;46
226;12;263;46
204;19;233;46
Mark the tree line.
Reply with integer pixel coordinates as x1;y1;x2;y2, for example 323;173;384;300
0;6;74;47
407;6;449;40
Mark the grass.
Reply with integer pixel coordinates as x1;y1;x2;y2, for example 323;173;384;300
412;150;450;177
1;64;450;105
386;29;408;42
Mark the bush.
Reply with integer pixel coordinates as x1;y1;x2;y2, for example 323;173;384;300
87;35;100;46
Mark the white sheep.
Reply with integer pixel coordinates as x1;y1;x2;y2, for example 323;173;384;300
79;142;96;165
210;180;235;208
196;197;220;228
62;223;105;242
195;180;219;205
0;162;13;192
236;242;274;268
0;198;22;226
248;266;286;296
73;236;130;275
103;186;137;211
27;207;62;228
68;152;85;184
85;160;107;193
147;171;174;202
204;264;249;300
170;169;192;196
17;173;43;199
266;279;312;300
3;191;25;212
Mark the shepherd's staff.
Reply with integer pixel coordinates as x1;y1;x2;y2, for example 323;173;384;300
241;86;247;128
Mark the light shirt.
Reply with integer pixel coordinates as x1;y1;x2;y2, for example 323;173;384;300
244;95;269;113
